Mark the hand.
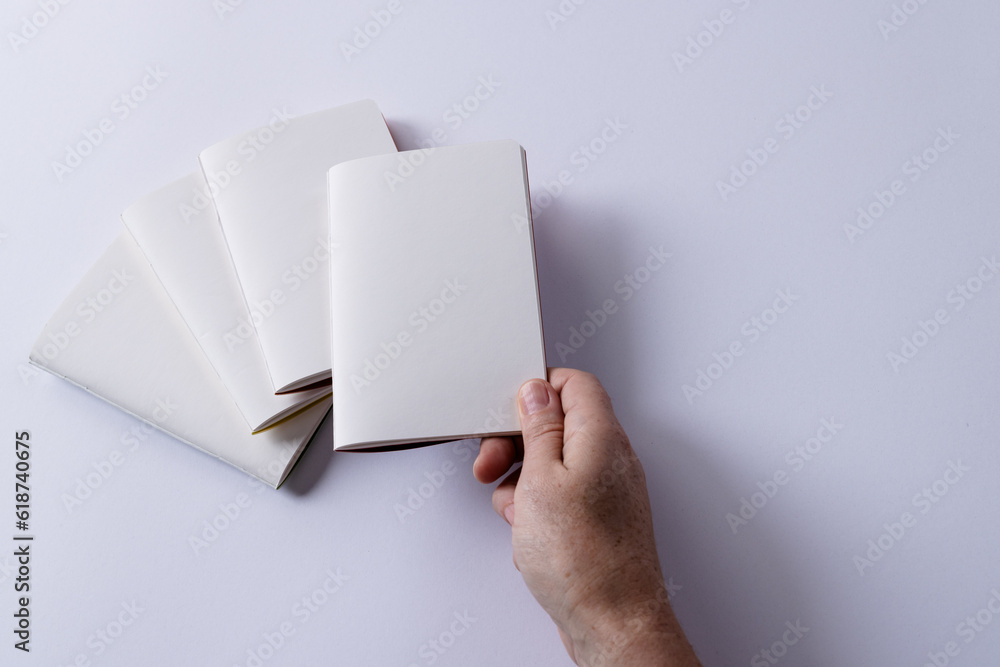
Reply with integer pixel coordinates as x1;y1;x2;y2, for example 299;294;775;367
474;368;701;667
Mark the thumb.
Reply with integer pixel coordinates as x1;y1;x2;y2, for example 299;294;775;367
517;378;565;472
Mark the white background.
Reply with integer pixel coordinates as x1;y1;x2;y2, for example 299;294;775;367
2;1;999;665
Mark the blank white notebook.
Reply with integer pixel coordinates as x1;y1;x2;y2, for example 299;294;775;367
328;140;547;451
200;100;398;393
121;172;330;432
29;233;330;488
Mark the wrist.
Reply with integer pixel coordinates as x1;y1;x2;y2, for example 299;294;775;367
566;588;697;667
582;609;676;666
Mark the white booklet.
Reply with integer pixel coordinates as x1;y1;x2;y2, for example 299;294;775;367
29;232;330;488
121;172;330;432
328;140;547;451
200;100;398;393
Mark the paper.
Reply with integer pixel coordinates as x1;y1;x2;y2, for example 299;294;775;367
328;140;547;450
29;232;329;487
200;100;398;392
121;172;330;432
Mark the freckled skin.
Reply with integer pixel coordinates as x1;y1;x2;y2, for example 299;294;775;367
474;368;701;667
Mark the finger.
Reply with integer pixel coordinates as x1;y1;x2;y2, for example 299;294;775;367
545;368;623;468
491;465;521;525
548;368;614;419
517;378;566;474
474;436;517;484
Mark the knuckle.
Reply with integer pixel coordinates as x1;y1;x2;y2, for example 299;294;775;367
523;417;564;443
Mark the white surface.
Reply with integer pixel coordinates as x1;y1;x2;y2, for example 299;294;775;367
122;172;330;432
201;100;397;392
2;1;999;665
28;232;331;488
329;141;545;450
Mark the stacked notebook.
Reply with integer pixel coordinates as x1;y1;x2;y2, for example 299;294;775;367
30;100;547;487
